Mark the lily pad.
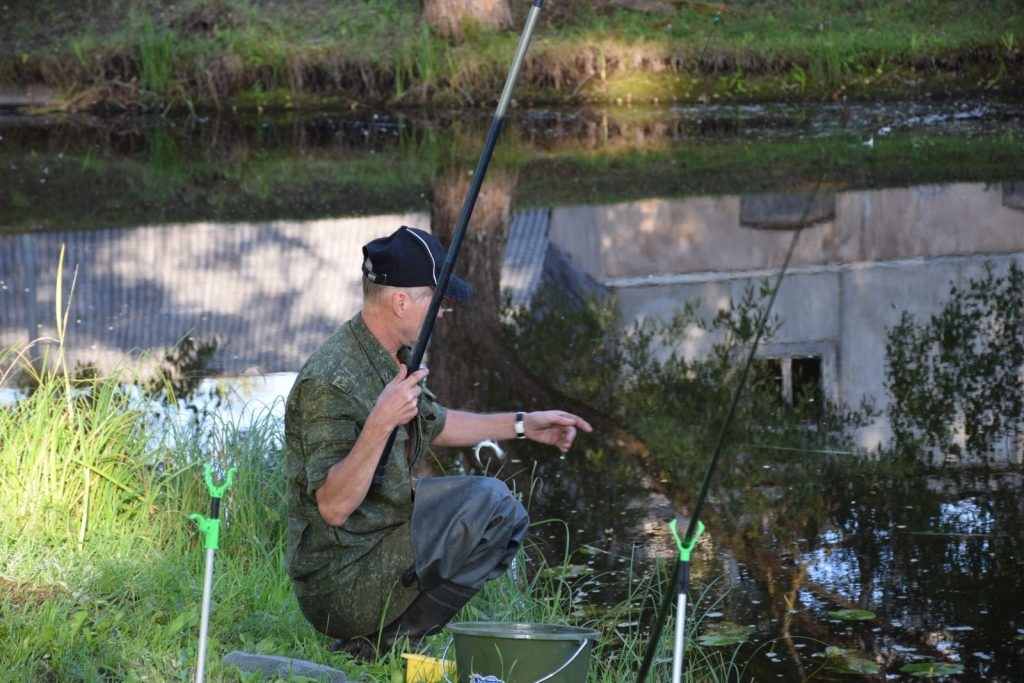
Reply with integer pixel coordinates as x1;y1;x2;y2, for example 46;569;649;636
696;622;753;646
832;655;881;675
900;662;965;677
820;646;880;675
827;609;876;621
539;563;591;580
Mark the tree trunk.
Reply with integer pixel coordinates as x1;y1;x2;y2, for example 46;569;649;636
419;0;512;41
424;167;662;484
428;166;516;414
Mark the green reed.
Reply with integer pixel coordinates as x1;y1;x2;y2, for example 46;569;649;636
137;17;177;98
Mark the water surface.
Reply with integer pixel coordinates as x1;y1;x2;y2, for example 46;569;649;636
2;99;1022;681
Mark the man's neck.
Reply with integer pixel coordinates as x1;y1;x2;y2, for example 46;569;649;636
360;307;402;358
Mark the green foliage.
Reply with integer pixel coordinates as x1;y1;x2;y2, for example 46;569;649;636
0;356;310;681
143;333;222;404
137;17;177;98
394;24;454;101
820;646;881;675
900;661;966;677
3;1;1023;112
885;262;1024;465
827;608;876;621
507;282;875;485
0;367;153;541
697;621;754;646
808;33;857;94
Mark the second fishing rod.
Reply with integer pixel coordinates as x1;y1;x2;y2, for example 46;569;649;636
635;183;823;683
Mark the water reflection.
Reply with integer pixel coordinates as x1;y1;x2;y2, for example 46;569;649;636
3;107;1024;680
1;213;428;376
549;183;1024;461
5;182;1021;465
803;472;1024;680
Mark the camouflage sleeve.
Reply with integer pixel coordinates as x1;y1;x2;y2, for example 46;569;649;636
296;378;362;496
418;381;448;444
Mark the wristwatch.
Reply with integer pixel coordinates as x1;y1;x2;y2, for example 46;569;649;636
514;411;526;439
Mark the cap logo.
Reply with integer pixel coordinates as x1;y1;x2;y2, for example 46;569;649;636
363;256;385;284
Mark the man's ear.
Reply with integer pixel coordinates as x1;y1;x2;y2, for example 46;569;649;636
391;289;410;317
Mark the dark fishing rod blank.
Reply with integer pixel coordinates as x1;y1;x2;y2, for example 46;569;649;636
373;0;545;484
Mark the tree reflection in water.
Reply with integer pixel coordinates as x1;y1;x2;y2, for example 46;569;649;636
426;234;1024;680
3;101;1022;679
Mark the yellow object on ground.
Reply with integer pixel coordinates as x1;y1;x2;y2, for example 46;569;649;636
402;652;453;683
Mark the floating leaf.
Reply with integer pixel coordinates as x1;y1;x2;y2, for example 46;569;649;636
539;563;591;580
696;622;753;646
821;646;880;675
900;662;965;677
828;609;876;621
833;655;881;675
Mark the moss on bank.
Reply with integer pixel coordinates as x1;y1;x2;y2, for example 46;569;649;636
1;1;1022;114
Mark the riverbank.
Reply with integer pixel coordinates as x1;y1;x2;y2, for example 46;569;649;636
1;1;1022;114
3;98;1022;235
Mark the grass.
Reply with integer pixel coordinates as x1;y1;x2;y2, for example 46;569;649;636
0;258;740;683
0;1;1021;112
0;345;750;681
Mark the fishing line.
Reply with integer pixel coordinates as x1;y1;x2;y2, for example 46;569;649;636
699;4;726;63
636;180;823;683
749;443;863;457
687;218;809;536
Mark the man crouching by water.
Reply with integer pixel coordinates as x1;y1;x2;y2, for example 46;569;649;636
283;226;592;661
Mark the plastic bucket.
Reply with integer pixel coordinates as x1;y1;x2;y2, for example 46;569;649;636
443;622;599;683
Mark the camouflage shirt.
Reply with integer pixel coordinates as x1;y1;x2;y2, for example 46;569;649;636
283;312;447;634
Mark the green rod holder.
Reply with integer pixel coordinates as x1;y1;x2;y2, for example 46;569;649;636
189;463;237;550
670;518;705;563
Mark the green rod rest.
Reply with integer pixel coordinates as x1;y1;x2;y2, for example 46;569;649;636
189;463;237;551
670;518;705;563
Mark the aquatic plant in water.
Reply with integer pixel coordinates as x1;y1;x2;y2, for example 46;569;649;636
506;281;876;483
885;261;1024;466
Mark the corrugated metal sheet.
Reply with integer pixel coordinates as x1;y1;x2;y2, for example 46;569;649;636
1;210;548;378
500;208;549;310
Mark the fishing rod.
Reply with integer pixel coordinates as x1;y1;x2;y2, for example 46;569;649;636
373;0;545;484
632;5;727;674
750;444;863;457
635;183;821;683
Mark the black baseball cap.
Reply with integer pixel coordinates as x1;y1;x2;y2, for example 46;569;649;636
361;226;473;303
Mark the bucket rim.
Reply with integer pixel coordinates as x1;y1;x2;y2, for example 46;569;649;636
446;621;600;641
